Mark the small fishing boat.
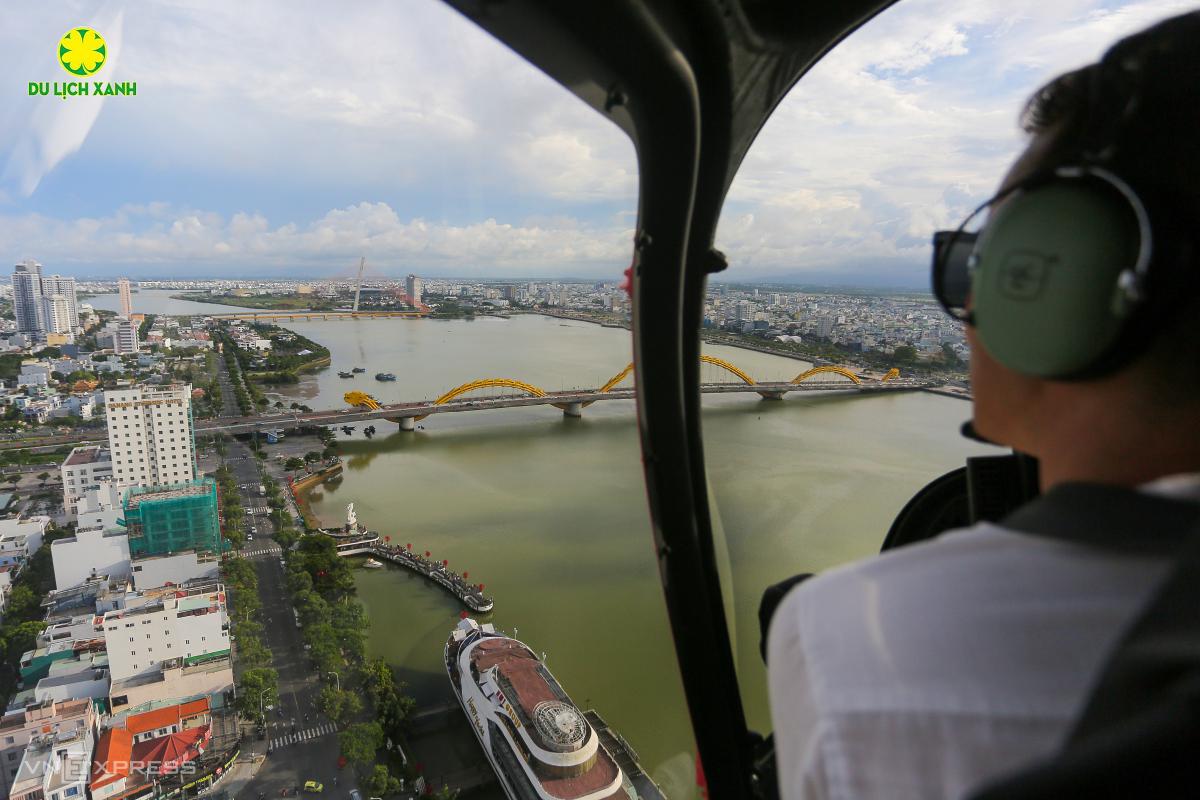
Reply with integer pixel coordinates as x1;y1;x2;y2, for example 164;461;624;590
351;367;366;373
338;371;354;378
364;558;384;569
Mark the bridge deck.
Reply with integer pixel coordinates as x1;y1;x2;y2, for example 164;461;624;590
197;380;931;435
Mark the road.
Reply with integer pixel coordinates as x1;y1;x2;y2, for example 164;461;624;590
220;435;359;798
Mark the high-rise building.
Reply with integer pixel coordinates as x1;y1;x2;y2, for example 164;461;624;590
41;294;74;340
104;384;196;488
10;263;80;341
41;275;79;331
118;278;132;318
103;318;139;354
406;273;422;304
11;260;44;336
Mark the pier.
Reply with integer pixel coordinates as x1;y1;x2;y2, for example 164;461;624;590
365;544;494;613
319;505;494;612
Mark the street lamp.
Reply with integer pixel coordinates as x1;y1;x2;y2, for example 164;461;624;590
258;688;274;722
327;671;340;691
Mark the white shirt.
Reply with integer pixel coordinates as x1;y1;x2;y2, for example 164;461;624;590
767;474;1200;800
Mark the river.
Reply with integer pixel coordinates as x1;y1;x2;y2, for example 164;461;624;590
90;290;994;795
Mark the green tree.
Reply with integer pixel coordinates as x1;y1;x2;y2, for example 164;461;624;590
285;457;305;471
295;591;332;628
275;526;300;551
4;586;40;623
321;445;337;460
35;472;50;486
941;342;961;366
236;635;273;669
304;623;342;672
338;721;383;767
285;569;314;597
365;765;404;798
316;685;362;725
2;620;45;664
362;658;415;736
304;451;322;464
235;667;278;722
893;344;919;364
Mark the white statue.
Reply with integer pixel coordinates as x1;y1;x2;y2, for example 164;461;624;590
346;502;356;529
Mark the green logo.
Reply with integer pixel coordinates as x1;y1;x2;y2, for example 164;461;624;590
59;27;106;77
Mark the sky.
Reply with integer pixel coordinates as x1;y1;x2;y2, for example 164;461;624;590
0;0;1192;285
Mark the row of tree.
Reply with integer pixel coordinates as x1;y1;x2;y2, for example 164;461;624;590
283;532;416;794
222;556;279;723
0;529;68;707
214;463;246;548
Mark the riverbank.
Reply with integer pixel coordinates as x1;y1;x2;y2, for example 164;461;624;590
171;292;330;311
288;460;344;529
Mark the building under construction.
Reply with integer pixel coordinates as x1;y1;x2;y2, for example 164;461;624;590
121;479;223;558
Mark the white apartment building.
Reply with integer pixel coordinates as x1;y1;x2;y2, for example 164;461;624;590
0;517;48;564
99;583;229;682
103;318;139;355
9;719;95;800
59;446;113;520
11;261;43;337
0;699;95;799
103;384;196;489
51;526;130;590
40;276;79;332
40;295;74;341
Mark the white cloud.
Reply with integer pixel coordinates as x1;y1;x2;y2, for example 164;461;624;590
0;0;1191;280
717;0;1191;282
0;201;634;276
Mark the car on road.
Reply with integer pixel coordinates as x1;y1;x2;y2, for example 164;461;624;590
303;781;324;793
349;791;363;800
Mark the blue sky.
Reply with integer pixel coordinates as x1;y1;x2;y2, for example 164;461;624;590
0;0;1191;284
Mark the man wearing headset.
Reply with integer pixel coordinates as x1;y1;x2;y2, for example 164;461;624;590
767;12;1200;800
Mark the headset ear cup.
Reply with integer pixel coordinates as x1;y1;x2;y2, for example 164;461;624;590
971;180;1141;378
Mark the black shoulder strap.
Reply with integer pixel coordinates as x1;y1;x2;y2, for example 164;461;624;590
969;483;1200;800
1000;482;1200;555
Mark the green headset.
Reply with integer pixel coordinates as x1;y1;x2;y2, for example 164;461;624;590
931;14;1200;381
948;166;1153;379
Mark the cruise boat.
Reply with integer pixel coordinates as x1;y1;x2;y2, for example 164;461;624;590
446;618;638;800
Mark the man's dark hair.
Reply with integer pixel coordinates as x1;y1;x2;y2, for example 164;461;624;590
1019;11;1200;393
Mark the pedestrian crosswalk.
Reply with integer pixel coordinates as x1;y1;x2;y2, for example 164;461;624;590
241;546;281;558
270;722;337;750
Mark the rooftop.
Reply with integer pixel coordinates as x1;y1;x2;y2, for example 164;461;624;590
64;446;110;466
125;697;209;736
124;479;214;510
91;728;133;791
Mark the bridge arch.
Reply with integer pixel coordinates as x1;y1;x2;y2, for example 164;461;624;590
597;363;635;394
790;365;862;385
699;355;756;385
432;378;547;406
